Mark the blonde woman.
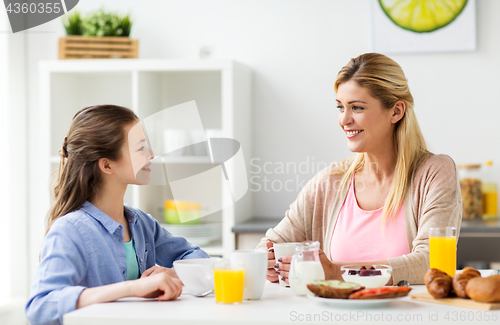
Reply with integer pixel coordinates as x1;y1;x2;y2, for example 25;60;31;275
259;53;462;285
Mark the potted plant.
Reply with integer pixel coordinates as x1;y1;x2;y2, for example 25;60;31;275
59;9;138;60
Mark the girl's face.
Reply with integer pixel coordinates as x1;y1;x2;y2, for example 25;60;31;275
336;80;396;154
115;121;154;185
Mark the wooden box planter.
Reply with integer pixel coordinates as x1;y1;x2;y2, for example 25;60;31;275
58;36;138;60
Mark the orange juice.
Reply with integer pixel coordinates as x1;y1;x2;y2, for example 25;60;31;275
213;268;245;303
429;236;456;276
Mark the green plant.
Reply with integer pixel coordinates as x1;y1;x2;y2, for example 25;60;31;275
62;9;132;37
62;11;83;35
119;14;132;37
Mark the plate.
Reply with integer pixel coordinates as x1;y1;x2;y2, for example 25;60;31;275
306;292;406;308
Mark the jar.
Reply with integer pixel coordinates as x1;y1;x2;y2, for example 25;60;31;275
289;241;325;296
164;200;201;225
458;164;482;219
482;161;498;220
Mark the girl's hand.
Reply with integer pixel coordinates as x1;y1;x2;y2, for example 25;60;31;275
141;265;178;279
266;240;279;283
132;272;183;300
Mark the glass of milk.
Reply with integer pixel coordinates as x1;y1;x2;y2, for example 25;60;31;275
289;241;325;296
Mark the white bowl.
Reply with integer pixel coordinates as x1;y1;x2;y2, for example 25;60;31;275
173;258;219;295
341;264;392;288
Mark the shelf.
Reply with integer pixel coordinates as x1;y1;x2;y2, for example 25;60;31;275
232;217;281;234
38;59;252;263
51;155;218;165
152;156;214;164
200;241;224;257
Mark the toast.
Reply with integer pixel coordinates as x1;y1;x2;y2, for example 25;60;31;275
307;280;364;299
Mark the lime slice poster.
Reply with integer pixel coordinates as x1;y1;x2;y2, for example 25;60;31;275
372;0;476;54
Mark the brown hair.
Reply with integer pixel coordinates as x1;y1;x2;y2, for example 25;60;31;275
46;105;138;234
333;53;428;223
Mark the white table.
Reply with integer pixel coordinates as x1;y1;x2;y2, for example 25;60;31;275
64;281;500;325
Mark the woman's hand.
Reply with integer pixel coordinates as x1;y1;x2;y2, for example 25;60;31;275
275;255;292;284
266;240;279;283
132;272;183;300
274;248;341;284
141;265;178;279
318;249;341;280
267;240;293;285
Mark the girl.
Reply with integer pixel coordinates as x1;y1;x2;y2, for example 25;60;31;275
260;53;462;285
26;105;209;325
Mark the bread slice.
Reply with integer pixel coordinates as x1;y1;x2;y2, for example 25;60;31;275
307;280;364;299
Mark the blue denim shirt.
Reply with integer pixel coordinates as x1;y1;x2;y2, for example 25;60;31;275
25;201;209;325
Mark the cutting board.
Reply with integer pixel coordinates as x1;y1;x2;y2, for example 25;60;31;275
410;292;500;310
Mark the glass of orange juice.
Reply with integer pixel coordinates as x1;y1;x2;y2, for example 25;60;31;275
429;227;457;276
213;259;245;304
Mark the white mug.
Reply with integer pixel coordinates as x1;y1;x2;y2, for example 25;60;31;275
268;243;299;287
230;250;267;300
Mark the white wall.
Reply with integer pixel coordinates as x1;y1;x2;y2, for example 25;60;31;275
26;0;500;227
0;3;12;305
1;6;29;325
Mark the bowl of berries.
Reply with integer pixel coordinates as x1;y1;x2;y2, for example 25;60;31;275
340;265;392;288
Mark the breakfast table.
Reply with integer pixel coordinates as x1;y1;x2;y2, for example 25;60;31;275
64;277;500;325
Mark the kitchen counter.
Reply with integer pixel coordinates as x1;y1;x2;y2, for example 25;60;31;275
460;219;500;237
233;217;500;236
231;217;281;233
64;277;500;325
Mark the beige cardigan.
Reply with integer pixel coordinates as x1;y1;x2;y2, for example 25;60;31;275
256;153;462;285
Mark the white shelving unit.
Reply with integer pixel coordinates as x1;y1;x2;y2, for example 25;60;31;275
35;59;253;261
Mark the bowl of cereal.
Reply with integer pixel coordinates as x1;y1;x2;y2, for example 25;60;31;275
341;265;392;288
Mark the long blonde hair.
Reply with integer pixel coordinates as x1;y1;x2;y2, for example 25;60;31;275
46;105;138;234
333;53;428;223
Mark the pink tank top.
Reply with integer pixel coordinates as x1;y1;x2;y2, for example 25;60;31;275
330;174;410;262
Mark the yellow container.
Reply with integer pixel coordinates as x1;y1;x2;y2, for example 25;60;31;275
164;200;201;225
429;227;457;276
213;260;245;304
482;184;498;218
482;161;498;219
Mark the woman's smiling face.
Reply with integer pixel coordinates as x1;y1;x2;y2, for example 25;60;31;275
336;80;396;154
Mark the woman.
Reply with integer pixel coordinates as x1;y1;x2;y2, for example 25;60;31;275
258;53;462;285
26;105;209;325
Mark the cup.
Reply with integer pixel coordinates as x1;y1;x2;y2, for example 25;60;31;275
213;259;245;304
173;258;219;296
268;242;299;287
429;227;457;276
230;250;267;300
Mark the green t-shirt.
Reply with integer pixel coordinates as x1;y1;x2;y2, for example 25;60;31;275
124;238;140;280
